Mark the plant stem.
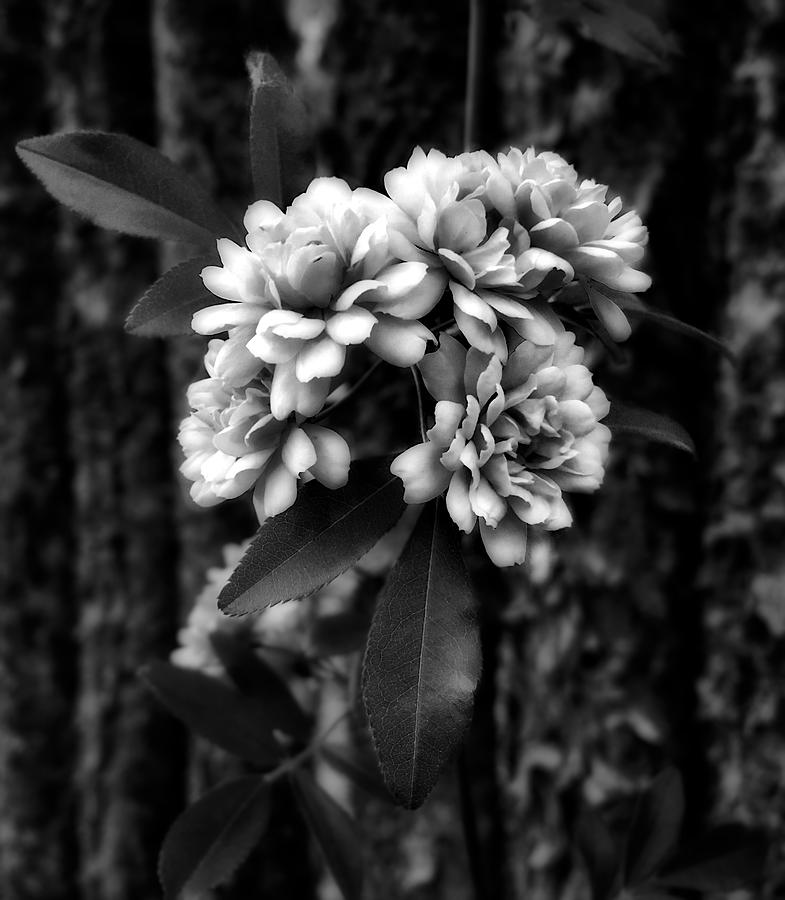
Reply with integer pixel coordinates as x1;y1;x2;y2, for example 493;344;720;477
458;744;485;900
264;710;351;783
410;365;428;442
464;0;486;151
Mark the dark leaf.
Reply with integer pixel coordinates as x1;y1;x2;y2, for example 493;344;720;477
657;825;768;892
320;742;392;803
125;255;216;336
290;769;364;900
209;632;312;742
361;498;481;809
219;457;406;617
624;768;685;886
159;775;270;899
605;403;696;456
247;52;312;207
140;661;284;765
601;289;735;362
16;132;238;245
576;808;619;900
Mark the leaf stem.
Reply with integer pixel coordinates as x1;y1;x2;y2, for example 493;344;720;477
464;0;486;151
458;744;485;900
410;365;428;442
264;710;352;783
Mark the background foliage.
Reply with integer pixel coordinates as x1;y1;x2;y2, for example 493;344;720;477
1;0;784;897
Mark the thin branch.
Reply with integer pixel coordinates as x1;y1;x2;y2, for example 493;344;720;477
464;0;486;151
458;744;485;900
410;365;428;442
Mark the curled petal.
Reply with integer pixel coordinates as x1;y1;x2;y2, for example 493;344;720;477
295;335;347;383
326;307;378;345
366;315;434;366
427;400;466;446
254;461;298;521
390;442;452;503
302;425;351;488
446;469;477;533
419;333;467;403
479;514;528;567
270;360;330;420
282;426;317;477
192;302;265;335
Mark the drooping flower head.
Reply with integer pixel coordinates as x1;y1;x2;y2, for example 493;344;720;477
391;315;611;567
178;340;350;523
192;178;446;420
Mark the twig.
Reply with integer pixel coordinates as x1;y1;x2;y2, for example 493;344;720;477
264;710;352;783
458;744;485;900
464;0;486;151
410;365;428;442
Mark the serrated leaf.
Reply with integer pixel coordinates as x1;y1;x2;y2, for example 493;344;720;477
247;52;312;207
159;775;270;899
140;661;284;765
125;255;216;336
656;825;768;892
576;808;619;900
605;403;696;456
290;770;364;900
361;498;481;809
624;768;685;886
320;742;392;803
16;132;238;245
219;457;406;617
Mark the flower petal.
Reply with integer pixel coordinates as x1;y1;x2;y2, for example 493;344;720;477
302;425;351;488
390;442;451;503
281;426;317;476
479;514;528;567
419;333;467;403
366;315;434;366
295;336;347;383
326;307;378;345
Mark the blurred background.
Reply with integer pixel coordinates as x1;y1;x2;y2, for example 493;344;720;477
1;0;784;897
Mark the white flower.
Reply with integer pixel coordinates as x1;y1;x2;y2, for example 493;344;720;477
390;323;610;567
193;177;446;420
178;344;350;523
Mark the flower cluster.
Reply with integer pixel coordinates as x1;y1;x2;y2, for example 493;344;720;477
179;146;649;563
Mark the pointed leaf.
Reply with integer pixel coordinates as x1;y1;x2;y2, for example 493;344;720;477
219;458;406;617
247;52;312;207
605;403;696;456
159;775;270;899
576;808;620;900
209;631;312;742
140;661;284;765
624;768;685;886
361;498;481;809
16;132;238;245
290;769;364;900
125;255;216;336
657;825;768;892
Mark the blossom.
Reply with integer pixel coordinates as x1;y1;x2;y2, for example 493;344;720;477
178;343;350;522
390;322;611;567
192;178;446;419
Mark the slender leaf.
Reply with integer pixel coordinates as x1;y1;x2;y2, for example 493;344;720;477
290;769;364;900
624;768;685;886
362;498;481;809
605;403;696;456
247;52;311;207
219;457;406;617
209;631;312;742
576;808;619;900
657;825;768;892
140;661;284;765
159;775;270;899
125;255;216;336
320;742;392;803
16;132;238;245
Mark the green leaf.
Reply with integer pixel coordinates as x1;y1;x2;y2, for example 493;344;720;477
16;132;238;245
140;661;284;765
361;498;481;809
656;825;768;892
290;769;364;900
125;255;216;336
576;808;619;900
247;52;312;207
623;768;685;886
159;775;271;899
219;457;407;617
605;403;696;456
208;631;312;742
